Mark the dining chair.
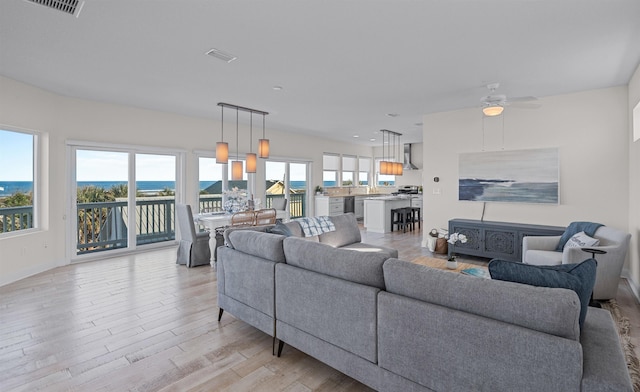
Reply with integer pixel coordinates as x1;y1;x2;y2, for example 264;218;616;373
230;210;256;226
255;208;277;225
176;203;211;267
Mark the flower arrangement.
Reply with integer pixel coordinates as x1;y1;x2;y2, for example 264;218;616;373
446;232;468;264
223;187;248;213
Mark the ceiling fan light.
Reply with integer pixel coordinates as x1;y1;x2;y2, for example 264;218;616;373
483;105;504;117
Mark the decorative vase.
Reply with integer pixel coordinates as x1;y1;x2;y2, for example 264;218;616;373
446;257;458;270
223;198;246;213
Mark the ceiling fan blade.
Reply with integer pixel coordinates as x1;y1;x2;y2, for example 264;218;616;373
507;96;538;103
509;102;542;109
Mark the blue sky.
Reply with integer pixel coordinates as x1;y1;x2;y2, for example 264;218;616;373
1;129;306;183
0;129;33;181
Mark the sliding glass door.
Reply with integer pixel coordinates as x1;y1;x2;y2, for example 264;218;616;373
71;145;181;257
265;160;309;218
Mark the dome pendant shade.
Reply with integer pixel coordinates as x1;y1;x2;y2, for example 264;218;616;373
216;142;229;164
483;105;504;117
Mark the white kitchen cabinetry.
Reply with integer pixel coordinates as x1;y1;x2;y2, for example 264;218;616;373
355;196;366;220
315;196;344;216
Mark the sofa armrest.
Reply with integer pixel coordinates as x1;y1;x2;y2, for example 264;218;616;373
523;235;561;252
580;308;633;391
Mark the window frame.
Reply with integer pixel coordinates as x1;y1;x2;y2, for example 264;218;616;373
0;126;43;237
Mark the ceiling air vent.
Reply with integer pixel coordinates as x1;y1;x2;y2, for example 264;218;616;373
206;48;238;63
25;0;84;17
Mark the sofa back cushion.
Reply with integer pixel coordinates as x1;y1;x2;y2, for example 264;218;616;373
318;213;361;247
224;224;273;249
283;237;387;289
283;221;319;242
227;230;286;263
383;258;580;340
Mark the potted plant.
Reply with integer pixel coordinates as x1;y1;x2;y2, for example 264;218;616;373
446;232;468;269
315;185;323;195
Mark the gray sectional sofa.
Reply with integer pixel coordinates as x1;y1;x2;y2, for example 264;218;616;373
216;215;632;392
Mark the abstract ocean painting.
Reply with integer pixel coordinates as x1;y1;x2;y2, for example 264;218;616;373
459;148;559;204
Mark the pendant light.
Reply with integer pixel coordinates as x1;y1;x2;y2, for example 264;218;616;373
246;113;257;173
216;105;228;163
231;107;243;180
258;113;270;158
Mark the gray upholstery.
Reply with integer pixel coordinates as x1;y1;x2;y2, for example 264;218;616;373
216;224;632;392
176;203;211;267
284;237;387;289
522;225;631;299
272;197;287;211
285;213;398;257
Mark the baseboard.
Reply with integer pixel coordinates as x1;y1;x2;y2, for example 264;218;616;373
0;259;60;287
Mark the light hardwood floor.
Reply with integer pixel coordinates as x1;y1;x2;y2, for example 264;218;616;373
1;227;638;391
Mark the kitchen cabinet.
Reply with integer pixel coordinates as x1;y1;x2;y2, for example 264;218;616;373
363;196;411;233
315;196;344;216
354;196;366;220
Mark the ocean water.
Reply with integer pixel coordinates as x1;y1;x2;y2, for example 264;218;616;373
0;180;309;197
459;178;558;204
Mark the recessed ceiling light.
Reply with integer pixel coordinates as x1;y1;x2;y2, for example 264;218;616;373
386;113;399;118
414;122;423;126
353;135;359;138
273;86;283;91
370;138;376;142
206;48;237;63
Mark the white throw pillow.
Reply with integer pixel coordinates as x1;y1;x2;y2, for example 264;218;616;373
564;231;600;248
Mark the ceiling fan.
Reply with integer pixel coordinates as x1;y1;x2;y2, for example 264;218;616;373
480;83;539;116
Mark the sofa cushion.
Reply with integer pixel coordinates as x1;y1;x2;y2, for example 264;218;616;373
227;230;286;263
223;224;273;249
284;221;320;242
268;221;293;237
383;258;580;340
339;242;399;259
283;237;387;289
319;213;361;247
564;231;600;249
488;258;597;328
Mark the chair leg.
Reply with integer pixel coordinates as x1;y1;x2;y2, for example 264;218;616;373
218;308;224;321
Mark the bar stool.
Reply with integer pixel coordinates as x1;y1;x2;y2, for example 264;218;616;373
391;207;410;232
408;207;421;230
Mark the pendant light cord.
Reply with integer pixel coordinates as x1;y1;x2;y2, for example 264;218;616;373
236;108;239;160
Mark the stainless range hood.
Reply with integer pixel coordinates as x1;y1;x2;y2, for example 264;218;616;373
403;144;418;170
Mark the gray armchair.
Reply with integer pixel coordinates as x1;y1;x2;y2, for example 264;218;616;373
522;226;631;300
176;204;211;267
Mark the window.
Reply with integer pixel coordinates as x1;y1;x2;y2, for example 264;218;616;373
323;153;340;187
375;158;395;186
341;155;356;186
0;128;38;234
358;157;371;186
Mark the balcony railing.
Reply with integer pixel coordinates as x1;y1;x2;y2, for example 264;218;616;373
0;205;34;233
2;192;307;252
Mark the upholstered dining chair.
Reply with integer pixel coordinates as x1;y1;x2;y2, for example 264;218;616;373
272;197;287;211
255;208;277;225
522;225;631;300
176;203;211;267
230;210;256;226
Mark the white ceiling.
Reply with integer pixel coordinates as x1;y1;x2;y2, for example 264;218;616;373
1;0;640;145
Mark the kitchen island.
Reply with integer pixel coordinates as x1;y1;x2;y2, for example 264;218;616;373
363;196;412;233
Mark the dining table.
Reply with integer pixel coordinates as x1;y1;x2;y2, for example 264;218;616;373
195;210;287;266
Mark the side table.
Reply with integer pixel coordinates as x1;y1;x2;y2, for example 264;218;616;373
581;248;607;308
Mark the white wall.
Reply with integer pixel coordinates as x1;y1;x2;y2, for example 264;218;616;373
627;63;640;295
422;86;630;248
0;76;372;285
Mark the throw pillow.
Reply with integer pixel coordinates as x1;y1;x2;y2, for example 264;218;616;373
268;221;293;237
564;231;600;249
488;258;597;329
